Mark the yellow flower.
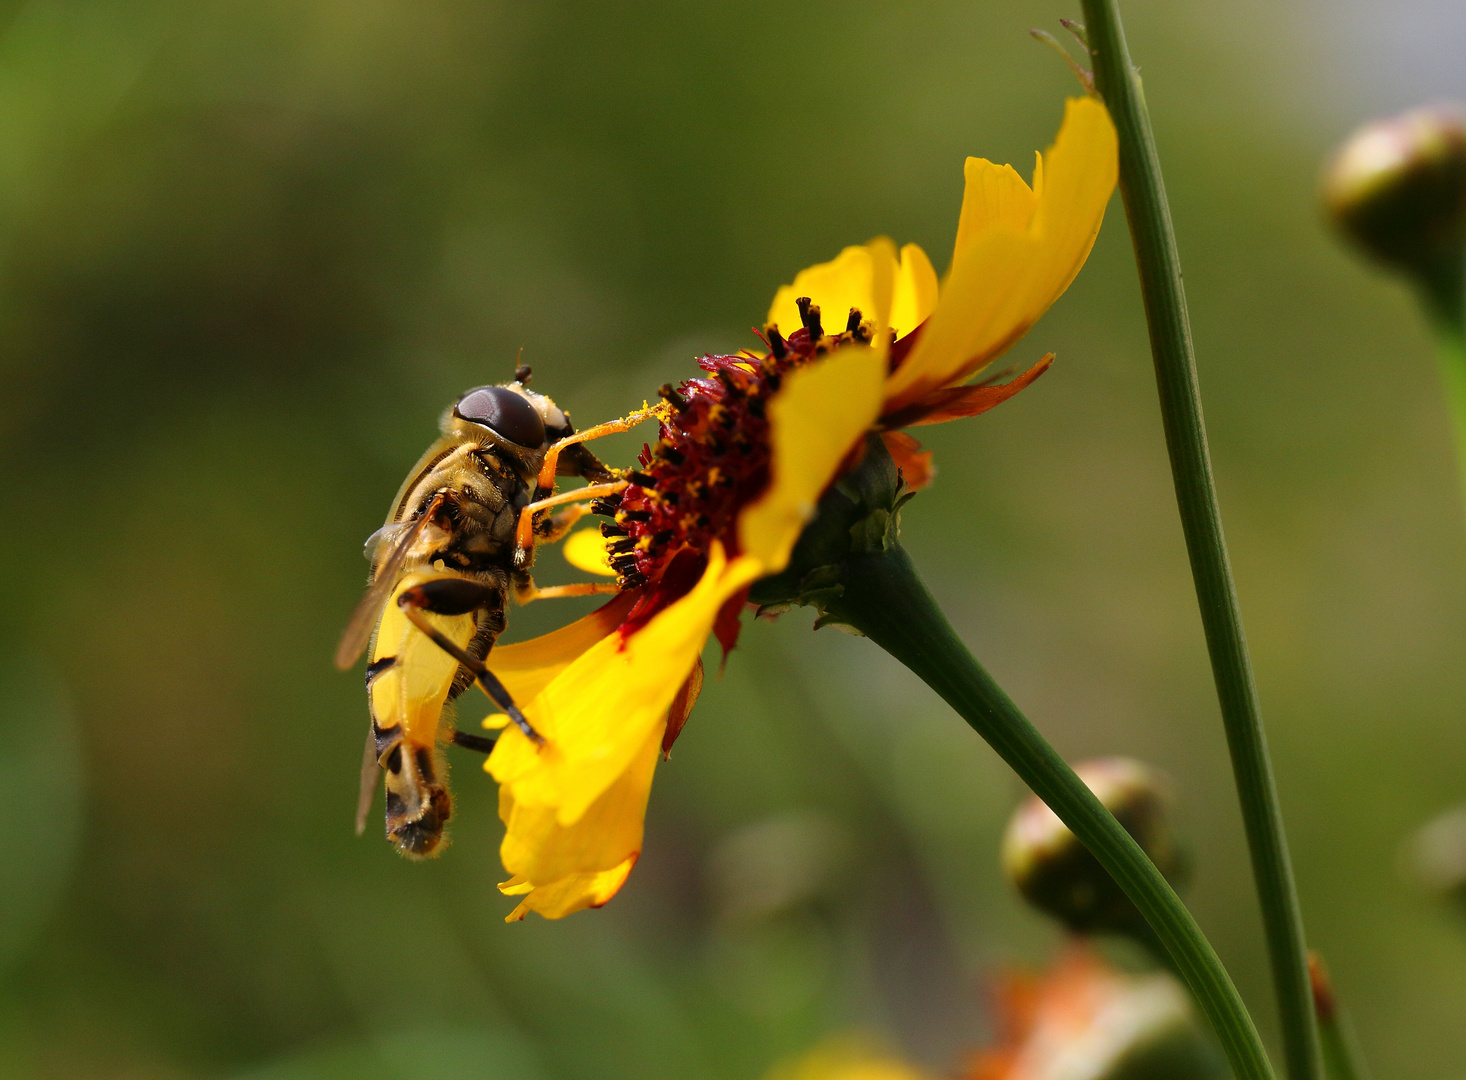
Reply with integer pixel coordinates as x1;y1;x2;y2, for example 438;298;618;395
481;97;1116;920
764;1038;936;1080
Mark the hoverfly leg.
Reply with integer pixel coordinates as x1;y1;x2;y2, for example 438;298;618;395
448;729;498;754
555;442;618;485
396;583;546;747
514;579;621;604
535;503;591;544
512;479;629;568
509;402;670;567
535;403;669;491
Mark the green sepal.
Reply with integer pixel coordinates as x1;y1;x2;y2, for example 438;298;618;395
747;434;912;625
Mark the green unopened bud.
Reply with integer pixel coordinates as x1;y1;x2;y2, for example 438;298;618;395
1323;104;1466;317
748;433;911;631
1002;757;1184;937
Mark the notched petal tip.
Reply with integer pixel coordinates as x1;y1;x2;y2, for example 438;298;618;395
884;98;1114;411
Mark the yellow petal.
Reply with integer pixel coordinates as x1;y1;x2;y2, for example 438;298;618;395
486;553;757;921
487;543;761;825
1030;97;1118;300
766;239;900;339
496;720;660;893
484;591;637;705
951;159;1037;261
884;97;1117;412
501;855;638;921
498;875;533;895
737;345;887;572
889;243;938;336
562;527;617;576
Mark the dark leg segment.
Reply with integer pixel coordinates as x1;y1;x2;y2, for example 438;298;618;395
396;584;545;746
449;729;498;754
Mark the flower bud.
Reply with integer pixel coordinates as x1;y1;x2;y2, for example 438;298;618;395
1322;104;1466;310
1403;803;1466;908
1002;757;1184;937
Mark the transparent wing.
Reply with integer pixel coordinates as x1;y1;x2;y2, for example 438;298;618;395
354;726;380;837
333;499;440;671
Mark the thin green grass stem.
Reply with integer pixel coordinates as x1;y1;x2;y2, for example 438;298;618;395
1074;3;1320;1079
829;544;1275;1080
1317;999;1372;1080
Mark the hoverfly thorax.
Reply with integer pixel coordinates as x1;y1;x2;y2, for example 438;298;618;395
338;372;623;859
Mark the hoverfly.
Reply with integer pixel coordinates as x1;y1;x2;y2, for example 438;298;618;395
336;366;657;857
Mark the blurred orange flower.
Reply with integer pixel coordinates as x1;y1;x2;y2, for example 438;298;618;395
965;946;1214;1080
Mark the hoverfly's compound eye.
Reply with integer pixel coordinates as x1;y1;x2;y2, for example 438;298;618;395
454;386;546;448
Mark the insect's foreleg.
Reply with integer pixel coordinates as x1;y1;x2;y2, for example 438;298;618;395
396;580;545;747
536;403;669;491
513;578;622;604
512;480;628;568
535;503;590;545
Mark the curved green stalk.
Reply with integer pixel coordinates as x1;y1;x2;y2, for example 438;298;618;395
1075;4;1320;1078
826;544;1275;1080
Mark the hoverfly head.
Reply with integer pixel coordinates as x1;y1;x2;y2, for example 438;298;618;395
449;380;574;452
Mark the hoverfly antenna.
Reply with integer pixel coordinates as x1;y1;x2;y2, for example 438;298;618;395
453;385;546;448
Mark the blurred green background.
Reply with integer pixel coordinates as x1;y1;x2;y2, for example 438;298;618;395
1;1;1463;1077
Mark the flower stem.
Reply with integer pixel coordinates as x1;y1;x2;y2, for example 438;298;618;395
828;543;1275;1080
1318;1018;1371;1080
1427;300;1466;516
1307;954;1372;1080
1076;3;1320;1078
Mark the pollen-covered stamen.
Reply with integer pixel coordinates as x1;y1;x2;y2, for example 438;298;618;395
796;295;823;338
765;325;788;360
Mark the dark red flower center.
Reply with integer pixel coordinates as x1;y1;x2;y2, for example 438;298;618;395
595;297;880;629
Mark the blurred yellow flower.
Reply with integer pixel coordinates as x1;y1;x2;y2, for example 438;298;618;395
481;96;1117;921
764;1038;936;1080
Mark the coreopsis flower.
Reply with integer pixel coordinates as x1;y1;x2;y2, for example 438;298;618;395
964;946;1224;1080
482;96;1118;921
